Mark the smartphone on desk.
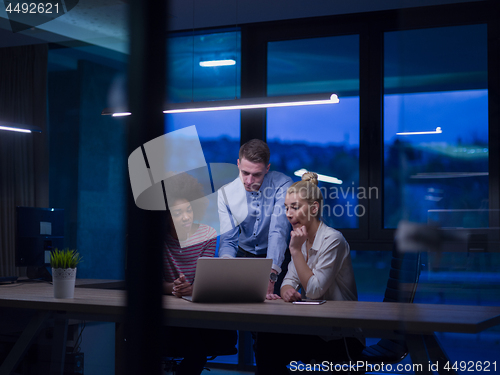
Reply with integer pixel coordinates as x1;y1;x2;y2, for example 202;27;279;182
292;299;326;305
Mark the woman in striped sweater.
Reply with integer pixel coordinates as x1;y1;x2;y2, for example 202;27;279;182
162;172;216;296
162;172;235;374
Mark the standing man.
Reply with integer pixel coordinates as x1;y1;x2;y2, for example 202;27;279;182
218;139;292;297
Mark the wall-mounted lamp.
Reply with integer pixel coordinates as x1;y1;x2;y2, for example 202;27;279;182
294;168;343;185
397;127;442;136
102;93;339;117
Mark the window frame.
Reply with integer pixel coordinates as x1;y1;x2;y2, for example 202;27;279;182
238;1;500;251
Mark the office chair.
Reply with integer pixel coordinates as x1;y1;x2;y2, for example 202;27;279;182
317;243;422;375
354;243;422;364
290;244;422;375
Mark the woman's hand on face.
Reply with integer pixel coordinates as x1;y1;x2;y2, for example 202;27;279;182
281;288;302;303
289;225;308;255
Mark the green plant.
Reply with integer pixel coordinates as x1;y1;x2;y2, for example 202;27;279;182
50;248;82;269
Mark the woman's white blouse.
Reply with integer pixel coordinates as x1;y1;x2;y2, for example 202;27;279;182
282;221;358;301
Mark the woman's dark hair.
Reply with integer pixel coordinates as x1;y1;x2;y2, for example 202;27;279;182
164;172;209;221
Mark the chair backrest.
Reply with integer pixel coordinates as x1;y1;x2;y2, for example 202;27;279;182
383;243;421;303
358;243;422;363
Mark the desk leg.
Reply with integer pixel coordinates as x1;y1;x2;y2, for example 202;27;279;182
49;313;68;375
0;311;50;375
406;334;433;375
115;322;126;375
424;334;457;375
238;331;254;369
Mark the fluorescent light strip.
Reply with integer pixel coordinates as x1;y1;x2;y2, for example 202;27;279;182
397;127;442;136
102;94;339;116
163;94;339;114
0;125;31;133
294;168;342;185
199;59;236;67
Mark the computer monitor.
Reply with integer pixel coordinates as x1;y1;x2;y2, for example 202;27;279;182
15;207;65;280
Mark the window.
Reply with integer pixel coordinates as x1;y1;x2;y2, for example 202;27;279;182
164;111;240;165
167;29;241;103
383;25;488;228
166;28;241;164
266;35;360;228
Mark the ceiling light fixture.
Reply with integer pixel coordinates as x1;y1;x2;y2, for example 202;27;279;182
199;59;236;67
294;168;343;185
101;93;339;116
0;123;42;133
397;127;442;136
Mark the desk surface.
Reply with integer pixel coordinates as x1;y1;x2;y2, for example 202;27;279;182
1;280;500;336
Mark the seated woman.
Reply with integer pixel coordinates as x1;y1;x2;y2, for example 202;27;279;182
163;172;217;296
256;172;364;374
162;172;236;375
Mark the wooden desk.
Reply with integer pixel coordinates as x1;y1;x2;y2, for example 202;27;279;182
1;281;500;374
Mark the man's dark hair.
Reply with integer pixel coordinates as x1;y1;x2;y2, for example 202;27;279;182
239;139;270;165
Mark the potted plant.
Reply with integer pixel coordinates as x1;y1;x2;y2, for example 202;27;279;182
50;248;82;299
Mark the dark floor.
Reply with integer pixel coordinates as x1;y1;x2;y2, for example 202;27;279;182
200;329;500;375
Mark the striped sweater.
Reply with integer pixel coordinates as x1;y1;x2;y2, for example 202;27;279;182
163;224;217;284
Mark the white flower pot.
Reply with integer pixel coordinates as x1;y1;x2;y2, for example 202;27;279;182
52;268;77;299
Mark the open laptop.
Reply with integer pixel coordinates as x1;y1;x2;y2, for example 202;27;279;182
182;257;272;303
